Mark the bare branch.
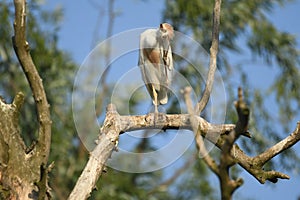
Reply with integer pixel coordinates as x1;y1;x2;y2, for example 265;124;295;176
227;90;300;184
221;87;250;154
70;88;299;200
69;102;234;199
195;0;221;115
218;87;249;200
12;91;25;111
234;122;300;184
183;86;219;175
195;133;220;174
68;133;118;200
253;122;300;167
0;93;31;199
68;105;119;200
13;0;52;162
70;100;300;198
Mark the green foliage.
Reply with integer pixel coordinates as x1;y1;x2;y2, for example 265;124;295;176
170;157;217;200
91;168;170;200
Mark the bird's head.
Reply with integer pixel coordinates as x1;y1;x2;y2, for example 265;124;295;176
159;23;174;41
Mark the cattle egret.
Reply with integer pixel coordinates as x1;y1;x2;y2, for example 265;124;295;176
138;23;174;113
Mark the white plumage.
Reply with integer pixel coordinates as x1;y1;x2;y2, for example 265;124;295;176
138;23;174;113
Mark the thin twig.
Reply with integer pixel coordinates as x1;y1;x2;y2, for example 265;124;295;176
183;86;219;175
195;0;221;115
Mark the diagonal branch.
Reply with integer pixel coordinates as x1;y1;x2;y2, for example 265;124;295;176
13;0;52;163
235;121;300;184
183;86;219;175
195;0;221;115
253;122;300;167
68;104;119;200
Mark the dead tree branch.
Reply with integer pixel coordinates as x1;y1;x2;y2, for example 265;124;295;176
68;104;119;200
69;98;300;199
183;86;219;175
13;0;52;162
68;103;234;199
195;0;221;115
234;124;299;184
253;123;300;167
183;85;299;200
218;87;248;200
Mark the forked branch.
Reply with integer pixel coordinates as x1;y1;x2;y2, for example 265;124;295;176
13;0;52;163
184;85;299;199
69;98;299;199
218;87;249;200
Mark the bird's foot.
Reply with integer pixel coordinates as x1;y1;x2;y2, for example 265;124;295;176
146;105;167;127
146;112;166;128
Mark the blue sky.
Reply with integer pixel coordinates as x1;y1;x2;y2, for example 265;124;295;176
43;0;300;199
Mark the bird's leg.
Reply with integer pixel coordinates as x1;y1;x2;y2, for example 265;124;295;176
151;85;159;126
152;85;158;113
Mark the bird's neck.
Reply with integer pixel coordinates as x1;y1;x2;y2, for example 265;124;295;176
157;31;170;50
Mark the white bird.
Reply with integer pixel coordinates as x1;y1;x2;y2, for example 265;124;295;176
138;23;174;113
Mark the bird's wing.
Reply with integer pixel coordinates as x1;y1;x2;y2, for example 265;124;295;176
138;35;161;102
140;48;162;87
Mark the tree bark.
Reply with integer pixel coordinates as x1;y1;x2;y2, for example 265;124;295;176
0;93;51;199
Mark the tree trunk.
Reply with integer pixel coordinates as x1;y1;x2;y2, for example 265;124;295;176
0;93;49;199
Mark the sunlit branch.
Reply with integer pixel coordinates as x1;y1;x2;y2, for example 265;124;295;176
195;0;221;115
13;0;52;161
